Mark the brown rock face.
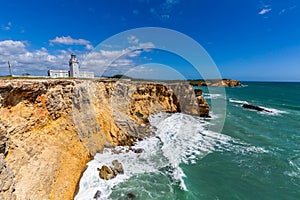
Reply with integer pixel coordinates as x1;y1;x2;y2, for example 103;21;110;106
190;79;242;87
0;123;16;200
210;79;242;87
111;160;124;175
98;165;115;180
98;160;124;180
0;79;209;199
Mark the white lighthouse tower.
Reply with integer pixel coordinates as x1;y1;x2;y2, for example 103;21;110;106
69;53;79;77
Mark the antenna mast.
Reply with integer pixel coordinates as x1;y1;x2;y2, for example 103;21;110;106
8;61;12;76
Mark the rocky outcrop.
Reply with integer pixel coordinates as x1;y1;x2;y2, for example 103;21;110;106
98;165;115;180
211;79;242;87
98;160;124;180
0;79;209;199
190;79;242;87
93;190;101;199
242;104;272;113
111;160;124;175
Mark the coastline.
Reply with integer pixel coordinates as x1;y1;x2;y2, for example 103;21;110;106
0;78;210;199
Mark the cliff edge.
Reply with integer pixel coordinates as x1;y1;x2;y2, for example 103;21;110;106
0;79;209;200
190;79;242;87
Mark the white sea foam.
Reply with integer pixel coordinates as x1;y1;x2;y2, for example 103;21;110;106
229;98;288;115
286;156;300;179
75;112;267;200
229;98;249;105
203;93;223;99
259;106;288;115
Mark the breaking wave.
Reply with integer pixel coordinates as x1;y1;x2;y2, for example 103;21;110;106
75;112;267;200
228;98;249;105
202;93;223;99
229;98;288;115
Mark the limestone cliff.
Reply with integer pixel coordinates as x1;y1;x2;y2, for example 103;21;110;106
0;79;209;200
190;79;242;87
210;79;242;87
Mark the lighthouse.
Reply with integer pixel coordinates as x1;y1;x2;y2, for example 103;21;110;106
48;53;94;78
69;53;79;77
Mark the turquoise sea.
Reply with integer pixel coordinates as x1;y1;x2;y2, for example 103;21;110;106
75;82;300;200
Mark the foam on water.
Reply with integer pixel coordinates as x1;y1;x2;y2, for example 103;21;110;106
229;98;249;105
203;93;223;99
229;98;288;115
286;155;300;179
259;106;288;115
75;112;267;200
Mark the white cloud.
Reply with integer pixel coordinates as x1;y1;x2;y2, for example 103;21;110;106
81;39;156;76
49;36;93;50
85;44;94;50
279;9;286;15
0;40;70;76
0;36;156;77
2;21;12;31
258;8;272;15
149;0;180;21
127;35;139;44
0;40;26;55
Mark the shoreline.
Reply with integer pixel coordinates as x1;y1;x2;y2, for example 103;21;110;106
0;78;210;199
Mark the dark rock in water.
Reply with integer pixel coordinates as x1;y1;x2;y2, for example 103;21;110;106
93;190;101;199
127;193;136;199
98;165;115;180
98;160;124;180
242;104;271;113
111;160;124;175
194;89;202;97
132;148;144;154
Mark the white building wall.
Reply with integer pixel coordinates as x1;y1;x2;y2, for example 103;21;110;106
79;71;94;78
48;54;94;79
48;70;69;78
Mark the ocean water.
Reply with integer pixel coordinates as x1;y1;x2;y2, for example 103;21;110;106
75;82;300;200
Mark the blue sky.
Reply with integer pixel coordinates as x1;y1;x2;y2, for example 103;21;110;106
0;0;299;81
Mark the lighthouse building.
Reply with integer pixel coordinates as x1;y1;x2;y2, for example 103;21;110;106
48;53;94;78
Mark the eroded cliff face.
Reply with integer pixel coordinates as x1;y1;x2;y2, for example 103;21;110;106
0;79;209;200
190;79;242;87
211;79;242;87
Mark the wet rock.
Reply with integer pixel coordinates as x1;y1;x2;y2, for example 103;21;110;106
242;104;271;113
194;89;202;97
93;190;101;199
111;160;124;175
127;193;136;199
132;148;144;154
98;160;124;180
98;165;115;180
196;96;210;117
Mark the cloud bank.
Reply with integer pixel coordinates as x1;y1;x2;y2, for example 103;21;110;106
49;36;93;50
0;35;155;77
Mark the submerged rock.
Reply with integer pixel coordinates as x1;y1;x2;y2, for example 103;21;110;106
127;193;136;199
132;148;144;154
242;104;272;113
93;190;101;199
